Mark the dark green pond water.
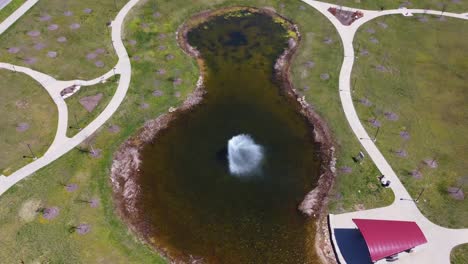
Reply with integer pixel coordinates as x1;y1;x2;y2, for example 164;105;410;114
137;11;322;263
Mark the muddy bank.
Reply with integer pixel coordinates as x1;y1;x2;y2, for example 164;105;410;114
111;6;336;263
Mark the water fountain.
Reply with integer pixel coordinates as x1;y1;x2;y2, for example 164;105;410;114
227;134;264;175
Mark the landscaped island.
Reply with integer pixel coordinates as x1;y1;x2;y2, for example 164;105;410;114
111;7;335;263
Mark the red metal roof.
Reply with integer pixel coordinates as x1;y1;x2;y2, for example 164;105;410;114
353;218;428;262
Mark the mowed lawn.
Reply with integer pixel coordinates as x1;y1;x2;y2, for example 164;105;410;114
65;78;118;137
0;0;126;80
0;69;57;175
352;15;468;227
327;0;468;12
0;0;26;22
0;0;392;263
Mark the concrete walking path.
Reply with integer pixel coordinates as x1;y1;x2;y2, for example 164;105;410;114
0;0;141;196
301;0;468;263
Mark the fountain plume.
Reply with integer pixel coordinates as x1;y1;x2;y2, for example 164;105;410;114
227;134;264;175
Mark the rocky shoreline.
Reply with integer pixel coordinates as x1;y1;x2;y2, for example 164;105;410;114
111;6;336;264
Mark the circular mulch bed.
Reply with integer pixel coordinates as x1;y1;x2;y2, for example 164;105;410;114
27;30;41;37
447;187;464;200
360;49;369;56
384;111;399;121
128;39;137;46
70;23;81;30
323;37;333;44
175;91;181;98
158;45;167;51
57;36;67;43
152;90;164;97
359;98;372;107
132;55;141;61
89;149;102;158
76;224;91;235
66;184;78;192
302;85;310;91
165;54;175;61
24;57;37;65
410;170;423;179
47;24;59;31
366;28;375;34
340;166;353;174
8;47;20;53
16;122;29;132
47;51;58;58
140;102;149;109
370;37;379;44
153;12;161;18
43;207;60;219
95;48;106;54
395;149;408;157
86;53;97;60
157;69;166;75
423;159;438;169
400;131;410;140
173;78;183;85
84;8;93;14
64;11;73;16
33;43;46;50
108;124;121;133
90;198;100;208
39;14;51;21
95;61;105;67
320;73;330;80
368;118;381;127
304;60;315;68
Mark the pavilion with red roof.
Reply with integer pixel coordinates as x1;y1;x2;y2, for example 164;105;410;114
352;218;428;262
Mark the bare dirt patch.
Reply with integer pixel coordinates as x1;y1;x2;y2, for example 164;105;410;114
18;199;41;222
447;187;464;200
79;93;103;112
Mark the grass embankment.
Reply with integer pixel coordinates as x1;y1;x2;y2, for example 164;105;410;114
66;78;118;137
0;0;26;22
352;14;468;262
0;0;126;80
0;69;57;175
0;0;391;262
327;0;468;13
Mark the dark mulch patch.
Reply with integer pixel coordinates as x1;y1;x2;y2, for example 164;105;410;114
165;54;175;61
360;49;369;56
370;37;379;44
79;93;103;112
90;198;100;208
423;159;438;169
152;90;164;97
47;24;59;31
24;57;37;65
410;170;423;179
377;21;388;29
158;45;167;51
173;78;183;85
34;43;46;50
340;166;353;174
27;31;41;37
366;28;375;34
64;11;73;17
95;48;106;54
8;47;20;53
140;102;149;109
304;60;315;68
76;224;91;235
400;131;410;140
86;53;97;60
84;8;93;14
108;124;120;133
384;111;399;121
70;23;81;30
359;98;372;107
95;61;105;67
39;14;51;21
47;51;58;58
66;184;78;192
57;36;67;43
394;149;408;157
43;207;60;219
320;73;330;80
368;118;381;127
89;148;102;158
447;187;464;200
16;122;29;132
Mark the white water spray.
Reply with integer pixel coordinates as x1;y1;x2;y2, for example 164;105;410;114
227;134;264;175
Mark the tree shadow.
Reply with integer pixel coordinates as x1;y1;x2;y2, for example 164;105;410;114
334;228;372;264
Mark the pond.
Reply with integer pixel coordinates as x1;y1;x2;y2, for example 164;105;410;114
134;9;322;263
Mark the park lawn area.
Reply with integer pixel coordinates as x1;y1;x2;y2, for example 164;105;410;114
0;0;392;262
0;0;126;80
452;244;468;264
65;78;119;137
352;14;468;229
0;69;57;175
0;0;26;22
327;0;468;12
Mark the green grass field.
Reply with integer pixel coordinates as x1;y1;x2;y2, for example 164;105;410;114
452;244;468;264
0;0;26;22
327;0;468;12
0;69;57;175
352;14;468;262
66;78;118;137
0;0;126;80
